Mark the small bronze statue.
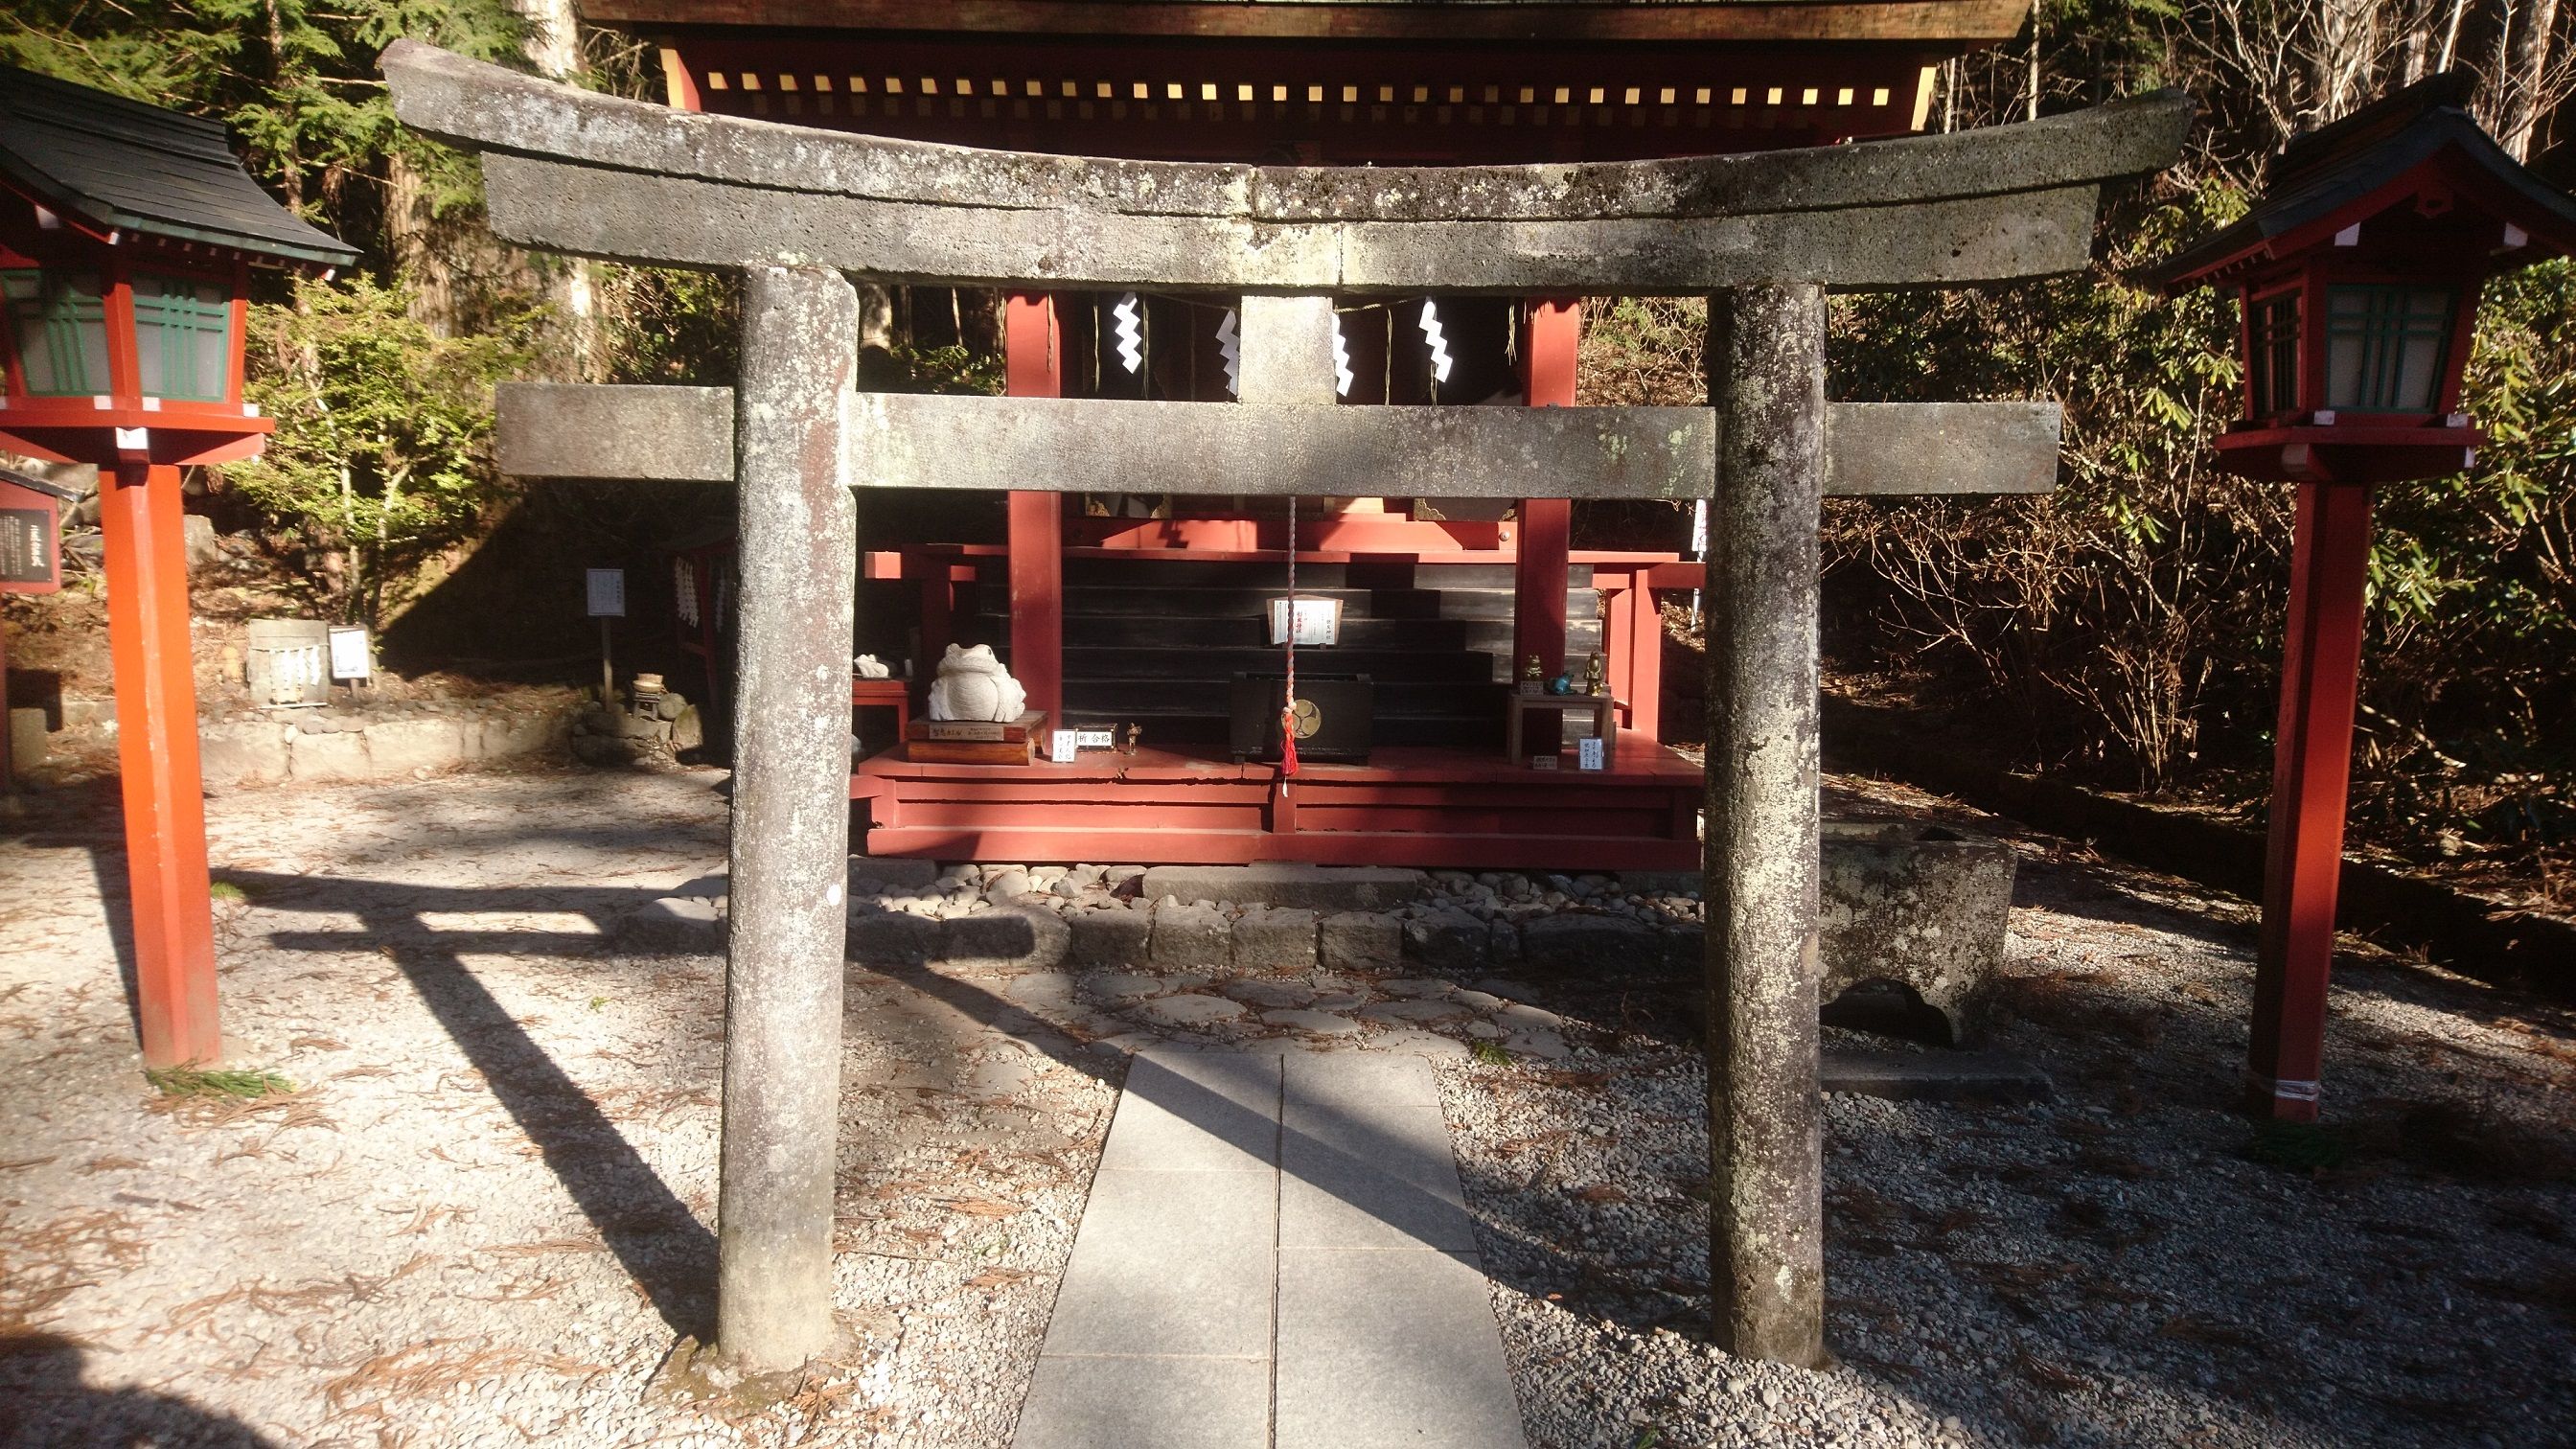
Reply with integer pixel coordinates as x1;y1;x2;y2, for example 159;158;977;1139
1584;652;1604;696
1522;654;1544;683
1117;722;1141;755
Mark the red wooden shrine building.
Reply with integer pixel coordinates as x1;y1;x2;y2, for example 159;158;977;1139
609;0;2036;868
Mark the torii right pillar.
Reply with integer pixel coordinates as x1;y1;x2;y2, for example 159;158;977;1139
1702;283;1828;1367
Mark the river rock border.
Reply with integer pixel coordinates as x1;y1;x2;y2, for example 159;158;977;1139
627;837;2014;1046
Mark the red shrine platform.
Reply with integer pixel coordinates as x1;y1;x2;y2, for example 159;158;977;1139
851;737;1701;870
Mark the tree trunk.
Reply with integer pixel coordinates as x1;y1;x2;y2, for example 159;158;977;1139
2502;0;2564;159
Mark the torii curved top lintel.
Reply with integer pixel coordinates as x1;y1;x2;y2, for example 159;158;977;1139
380;39;2191;293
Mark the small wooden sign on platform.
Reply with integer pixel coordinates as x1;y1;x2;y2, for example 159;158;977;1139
906;710;1046;764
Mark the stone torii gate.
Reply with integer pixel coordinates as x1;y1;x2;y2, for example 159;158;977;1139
382;40;2187;1375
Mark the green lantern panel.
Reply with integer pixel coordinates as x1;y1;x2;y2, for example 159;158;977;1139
2323;285;2453;413
132;272;234;402
2;268;112;397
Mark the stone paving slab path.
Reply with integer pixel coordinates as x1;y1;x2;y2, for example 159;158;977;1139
1014;1049;1529;1449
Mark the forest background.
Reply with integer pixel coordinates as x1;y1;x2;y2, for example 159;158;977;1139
2;0;2570;913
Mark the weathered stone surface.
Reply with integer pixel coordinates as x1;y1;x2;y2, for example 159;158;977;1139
1519;913;1659;974
197;721;288;790
473;709;571;761
496;382;732;482
1236;294;1340;404
519;386;2063;507
622;895;724;952
1150;904;1232;970
1378;978;1458;1000
1138;993;1246;1027
942;905;1070;972
845;908;935;968
287;728;370;782
1082;972;1162;1005
1702;282;1828;1368
1260;1008;1361;1036
1402;909;1487;972
1362;1000;1470;1026
1319;912;1401;969
1231;907;1320;975
1138;863;1427;911
363;717;467;774
1068;908;1153;968
1816;822;2016;1045
1369;1029;1473;1060
1504;1029;1573;1060
386;40;2190;292
717;264;859;1372
849;856;940;891
1223;978;1316;1010
4;707;45;775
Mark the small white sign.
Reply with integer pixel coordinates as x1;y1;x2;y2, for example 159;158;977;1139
1577;736;1606;771
1049;730;1080;763
1266;596;1343;646
586;568;627;618
1072;728;1116;750
327;625;373;680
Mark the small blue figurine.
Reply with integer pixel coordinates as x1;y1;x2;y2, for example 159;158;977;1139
1546;673;1574;695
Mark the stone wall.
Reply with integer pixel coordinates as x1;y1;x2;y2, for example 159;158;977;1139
197;706;578;791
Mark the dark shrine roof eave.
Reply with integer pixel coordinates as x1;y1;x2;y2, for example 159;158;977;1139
2147;104;2576;293
585;0;2037;47
0;65;358;269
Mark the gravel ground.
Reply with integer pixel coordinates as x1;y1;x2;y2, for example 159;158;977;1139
2;763;2568;1448
0;766;1116;1449
1438;779;2576;1449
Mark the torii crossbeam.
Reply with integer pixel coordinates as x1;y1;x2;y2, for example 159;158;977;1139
382;39;2188;1374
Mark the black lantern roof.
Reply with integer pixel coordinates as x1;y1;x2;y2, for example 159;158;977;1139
0;64;357;269
2150;71;2576;290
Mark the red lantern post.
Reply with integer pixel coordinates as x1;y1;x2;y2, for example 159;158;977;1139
0;67;355;1067
2153;72;2576;1119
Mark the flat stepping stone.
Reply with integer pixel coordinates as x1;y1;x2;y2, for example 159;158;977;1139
1082;972;1162;1003
1495;1002;1564;1029
1503;1028;1571;1060
1378;977;1459;999
1260;1008;1362;1036
1370;1030;1473;1060
1137;993;1246;1026
1223;978;1317;1009
1362;999;1469;1025
1450;989;1504;1012
1017;1049;1524;1449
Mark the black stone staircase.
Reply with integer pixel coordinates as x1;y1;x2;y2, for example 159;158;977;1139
962;557;1600;748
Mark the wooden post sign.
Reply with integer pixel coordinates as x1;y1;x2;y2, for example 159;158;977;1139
382;38;2191;1374
0;468;73;596
0;468;76;794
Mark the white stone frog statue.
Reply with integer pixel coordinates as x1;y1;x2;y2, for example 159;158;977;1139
925;643;1027;723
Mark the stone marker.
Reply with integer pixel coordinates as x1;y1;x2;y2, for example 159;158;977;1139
1319;911;1401;972
1231;907;1321;975
1149;903;1232;970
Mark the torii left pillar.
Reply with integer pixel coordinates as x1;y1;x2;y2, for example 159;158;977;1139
716;264;859;1371
100;459;221;1068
